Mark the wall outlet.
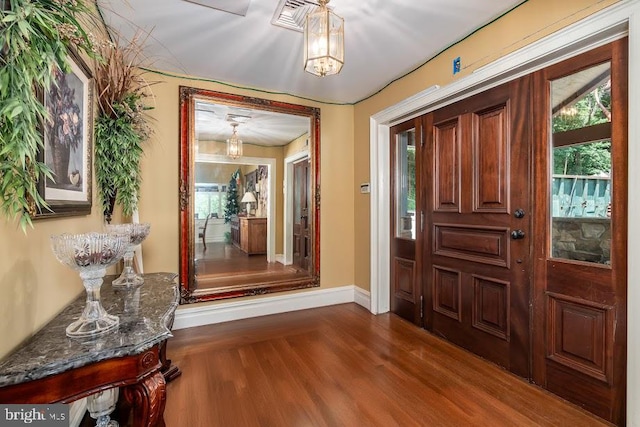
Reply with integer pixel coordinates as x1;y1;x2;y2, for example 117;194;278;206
453;57;461;74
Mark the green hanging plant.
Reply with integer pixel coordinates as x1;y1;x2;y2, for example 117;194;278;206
0;0;99;230
94;93;145;220
92;32;154;222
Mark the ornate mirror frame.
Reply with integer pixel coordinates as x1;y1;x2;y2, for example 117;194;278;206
178;86;321;303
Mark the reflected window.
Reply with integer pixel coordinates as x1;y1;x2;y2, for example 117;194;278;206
395;128;416;240
550;62;611;265
194;183;227;219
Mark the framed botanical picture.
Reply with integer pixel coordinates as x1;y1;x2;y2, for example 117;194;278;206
36;49;93;218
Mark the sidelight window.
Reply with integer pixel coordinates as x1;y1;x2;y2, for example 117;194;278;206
550;62;612;265
395;128;416;240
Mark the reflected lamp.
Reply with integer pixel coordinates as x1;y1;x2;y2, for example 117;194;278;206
226;123;243;159
241;191;256;215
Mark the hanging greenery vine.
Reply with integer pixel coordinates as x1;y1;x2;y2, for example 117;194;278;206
0;0;98;230
93;32;154;222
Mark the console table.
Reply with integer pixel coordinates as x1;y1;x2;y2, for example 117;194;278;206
231;216;267;255
0;272;180;426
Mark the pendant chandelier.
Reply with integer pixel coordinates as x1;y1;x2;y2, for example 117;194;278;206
226;123;243;159
303;0;344;77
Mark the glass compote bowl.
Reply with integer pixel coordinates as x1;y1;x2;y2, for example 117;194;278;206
106;223;151;288
51;232;129;339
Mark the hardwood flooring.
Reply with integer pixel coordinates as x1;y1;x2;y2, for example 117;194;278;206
195;242;309;290
164;304;611;427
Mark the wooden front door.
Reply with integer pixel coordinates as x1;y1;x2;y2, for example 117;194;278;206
532;39;627;425
390;119;423;325
293;158;311;272
423;76;532;377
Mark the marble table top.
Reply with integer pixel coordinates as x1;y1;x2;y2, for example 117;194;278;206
0;272;179;387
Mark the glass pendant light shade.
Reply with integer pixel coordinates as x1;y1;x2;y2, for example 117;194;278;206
226;123;243;159
304;0;344;77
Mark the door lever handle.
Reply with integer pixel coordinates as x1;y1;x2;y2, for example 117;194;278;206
511;229;525;240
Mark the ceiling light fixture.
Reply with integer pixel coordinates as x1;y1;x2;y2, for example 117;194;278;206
226;123;243;159
303;0;344;77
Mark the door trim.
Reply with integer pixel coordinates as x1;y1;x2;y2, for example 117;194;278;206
369;1;640;423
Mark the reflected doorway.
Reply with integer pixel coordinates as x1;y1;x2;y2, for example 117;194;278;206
292;158;311;272
193;155;310;292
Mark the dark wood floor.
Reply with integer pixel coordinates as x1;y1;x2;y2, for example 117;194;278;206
164;304;611;427
195;242;309;290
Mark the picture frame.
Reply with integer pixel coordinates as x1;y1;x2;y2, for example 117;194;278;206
245;170;256;193
36;49;93;218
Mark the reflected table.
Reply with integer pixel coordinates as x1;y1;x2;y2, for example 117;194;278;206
0;273;180;427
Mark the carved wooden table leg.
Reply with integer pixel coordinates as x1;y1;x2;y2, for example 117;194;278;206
121;371;166;427
161;310;182;383
159;340;182;382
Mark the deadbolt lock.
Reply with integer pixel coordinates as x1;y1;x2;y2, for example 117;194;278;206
511;229;525;240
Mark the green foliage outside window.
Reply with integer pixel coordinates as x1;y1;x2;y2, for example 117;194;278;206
407;145;416;212
194;184;226;219
552;81;611;176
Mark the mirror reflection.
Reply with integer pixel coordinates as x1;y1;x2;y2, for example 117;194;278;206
179;88;320;303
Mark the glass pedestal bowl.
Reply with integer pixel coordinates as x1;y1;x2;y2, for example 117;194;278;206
106;223;151;288
51;232;129;339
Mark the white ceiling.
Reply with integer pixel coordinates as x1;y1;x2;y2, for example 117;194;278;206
98;0;525;105
195;100;310;145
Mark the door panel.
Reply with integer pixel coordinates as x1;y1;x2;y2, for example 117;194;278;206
432;265;461;321
424;76;531;378
532;39;627;425
390;120;422;325
293;159;310;272
393;257;417;304
473;105;509;213
546;292;612;383
472;275;510;340
433;119;461;212
434;224;509;267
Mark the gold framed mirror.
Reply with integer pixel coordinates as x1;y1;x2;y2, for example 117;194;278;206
178;87;320;303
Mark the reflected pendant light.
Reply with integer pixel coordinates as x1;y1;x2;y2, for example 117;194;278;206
303;0;344;77
226;123;243;159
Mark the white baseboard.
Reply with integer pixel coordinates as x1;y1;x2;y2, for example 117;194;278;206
275;254;285;264
174;285;372;330
354;287;371;311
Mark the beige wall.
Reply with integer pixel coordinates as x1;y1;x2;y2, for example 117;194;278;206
284;132;310;159
138;73;355;302
195;161;238;184
0;213;107;359
352;0;621;292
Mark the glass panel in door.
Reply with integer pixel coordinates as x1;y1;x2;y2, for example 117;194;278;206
395;129;416;240
550;62;612;265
